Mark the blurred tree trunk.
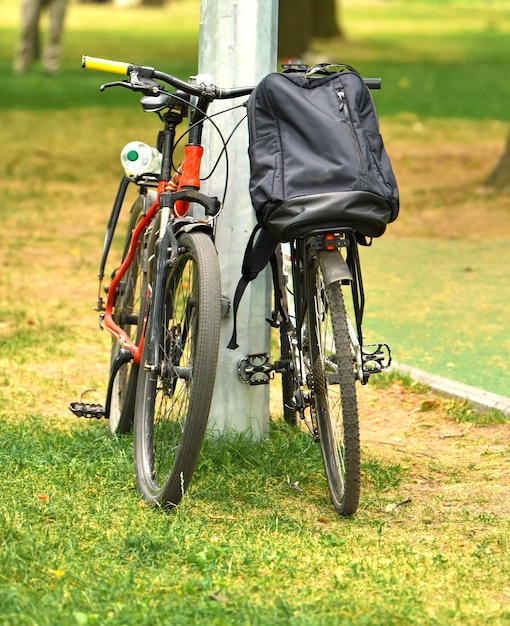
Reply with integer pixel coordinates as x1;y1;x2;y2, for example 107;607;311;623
486;126;510;189
315;0;343;39
279;0;342;59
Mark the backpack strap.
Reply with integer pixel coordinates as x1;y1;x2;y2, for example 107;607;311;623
305;62;360;79
266;244;289;330
227;225;278;350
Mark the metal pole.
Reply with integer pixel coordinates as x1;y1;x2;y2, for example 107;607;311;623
198;0;278;439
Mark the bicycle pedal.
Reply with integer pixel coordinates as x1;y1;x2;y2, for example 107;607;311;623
68;402;106;419
361;342;392;374
238;353;272;385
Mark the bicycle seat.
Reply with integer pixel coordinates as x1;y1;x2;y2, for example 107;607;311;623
140;93;172;112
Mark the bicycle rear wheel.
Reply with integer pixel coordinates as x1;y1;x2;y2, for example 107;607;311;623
306;256;360;516
108;194;151;435
134;230;221;508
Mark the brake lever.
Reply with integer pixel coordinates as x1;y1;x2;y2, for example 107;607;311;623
100;77;163;96
100;80;132;91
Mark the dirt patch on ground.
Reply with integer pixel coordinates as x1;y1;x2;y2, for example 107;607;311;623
382;119;510;239
269;376;509;516
358;380;510;516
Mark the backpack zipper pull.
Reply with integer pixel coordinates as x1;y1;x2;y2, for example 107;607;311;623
336;89;345;111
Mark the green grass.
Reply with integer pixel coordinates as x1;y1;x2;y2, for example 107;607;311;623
1;1;510;624
1;416;508;626
0;0;200;111
319;0;510;119
1;0;510;119
445;399;509;425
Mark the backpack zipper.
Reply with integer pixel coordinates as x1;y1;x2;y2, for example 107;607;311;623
337;89;369;190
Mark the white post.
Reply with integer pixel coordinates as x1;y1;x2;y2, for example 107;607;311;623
198;0;278;439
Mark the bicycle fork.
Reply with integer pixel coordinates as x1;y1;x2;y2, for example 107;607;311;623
143;203;179;377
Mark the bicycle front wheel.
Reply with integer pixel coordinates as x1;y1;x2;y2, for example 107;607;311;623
307;257;360;516
134;231;221;508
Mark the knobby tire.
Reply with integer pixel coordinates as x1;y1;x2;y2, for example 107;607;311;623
134;231;221;508
307;257;360;516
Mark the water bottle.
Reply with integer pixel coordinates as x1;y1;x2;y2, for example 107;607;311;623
120;141;162;177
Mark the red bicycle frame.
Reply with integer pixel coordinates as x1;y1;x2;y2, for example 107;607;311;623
101;143;204;365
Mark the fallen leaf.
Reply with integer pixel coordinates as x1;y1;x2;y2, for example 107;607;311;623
419;400;441;412
210;590;229;603
385;498;412;513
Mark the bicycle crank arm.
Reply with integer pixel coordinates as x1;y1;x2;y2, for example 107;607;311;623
103;349;133;419
69;348;133;420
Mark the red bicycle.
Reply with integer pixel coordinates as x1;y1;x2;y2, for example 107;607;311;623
70;56;253;508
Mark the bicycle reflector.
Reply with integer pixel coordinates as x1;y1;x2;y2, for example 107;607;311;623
325;234;337;251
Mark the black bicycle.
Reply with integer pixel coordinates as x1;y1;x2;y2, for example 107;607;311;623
235;64;393;516
238;229;391;516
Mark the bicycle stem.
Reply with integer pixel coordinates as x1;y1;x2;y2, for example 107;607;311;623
172;145;204;217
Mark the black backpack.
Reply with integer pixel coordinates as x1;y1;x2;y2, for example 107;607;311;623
227;64;399;350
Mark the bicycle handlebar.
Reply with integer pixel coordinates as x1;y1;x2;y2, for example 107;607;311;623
82;56;132;76
82;55;254;99
82;55;381;97
364;78;381;90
